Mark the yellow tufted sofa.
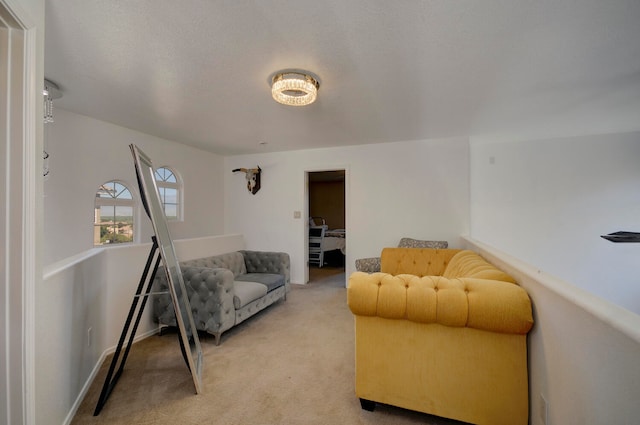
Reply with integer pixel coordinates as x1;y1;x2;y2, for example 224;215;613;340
347;248;534;425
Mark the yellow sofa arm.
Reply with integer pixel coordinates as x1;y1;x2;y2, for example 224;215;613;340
348;272;533;335
443;250;517;283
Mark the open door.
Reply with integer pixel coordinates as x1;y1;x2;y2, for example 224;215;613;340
307;170;346;283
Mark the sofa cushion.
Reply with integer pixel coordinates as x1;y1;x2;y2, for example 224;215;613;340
355;240;448;273
347;272;534;334
182;252;247;278
381;248;462;277
237;273;285;292
233;281;268;309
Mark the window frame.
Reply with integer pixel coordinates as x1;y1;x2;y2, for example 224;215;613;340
93;180;136;246
154;166;183;221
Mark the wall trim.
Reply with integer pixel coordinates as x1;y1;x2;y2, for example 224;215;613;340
463;235;640;343
0;1;38;423
43;248;106;280
62;328;160;425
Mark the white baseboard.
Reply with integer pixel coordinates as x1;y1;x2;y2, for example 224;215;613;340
62;327;160;425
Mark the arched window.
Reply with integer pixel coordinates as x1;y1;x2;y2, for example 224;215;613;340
94;181;135;246
154;166;181;220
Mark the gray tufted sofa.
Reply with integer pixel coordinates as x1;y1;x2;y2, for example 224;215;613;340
152;250;290;345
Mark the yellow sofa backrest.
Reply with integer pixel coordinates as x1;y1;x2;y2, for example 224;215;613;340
380;247;516;284
380;248;461;276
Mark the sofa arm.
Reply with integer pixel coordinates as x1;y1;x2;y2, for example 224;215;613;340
443;250;517;283
347;272;533;334
355;257;381;273
153;266;235;336
240;250;291;285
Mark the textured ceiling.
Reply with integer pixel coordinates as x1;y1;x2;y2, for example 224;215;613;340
44;0;640;155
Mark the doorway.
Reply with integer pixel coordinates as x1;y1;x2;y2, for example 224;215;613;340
307;170;346;283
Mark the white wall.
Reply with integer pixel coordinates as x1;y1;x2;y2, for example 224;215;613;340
470;131;640;313
41;107;640;425
38;249;107;425
224;137;470;284
43;109;226;265
39;109;231;423
465;237;640;425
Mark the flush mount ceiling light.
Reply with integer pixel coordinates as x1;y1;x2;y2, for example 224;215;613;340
271;71;320;106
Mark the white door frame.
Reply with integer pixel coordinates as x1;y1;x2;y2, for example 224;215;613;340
0;1;38;424
303;166;349;286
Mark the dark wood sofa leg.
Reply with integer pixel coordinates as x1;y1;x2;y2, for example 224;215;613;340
359;398;376;411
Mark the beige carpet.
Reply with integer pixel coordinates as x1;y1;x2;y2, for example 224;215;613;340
72;270;466;425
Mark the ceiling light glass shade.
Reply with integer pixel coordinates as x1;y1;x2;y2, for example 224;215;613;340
271;72;319;106
43;79;62;123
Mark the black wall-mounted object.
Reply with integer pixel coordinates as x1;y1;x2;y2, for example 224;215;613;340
601;231;640;243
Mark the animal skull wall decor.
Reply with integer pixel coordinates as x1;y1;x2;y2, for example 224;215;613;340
232;166;262;194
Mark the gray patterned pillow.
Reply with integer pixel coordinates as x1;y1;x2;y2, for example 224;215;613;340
397;238;448;249
355;257;381;273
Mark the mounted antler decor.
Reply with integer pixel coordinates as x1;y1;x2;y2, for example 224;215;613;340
232;166;262;194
